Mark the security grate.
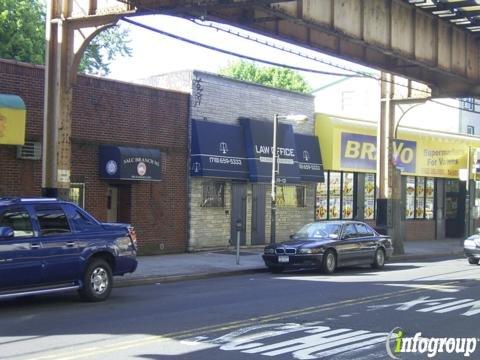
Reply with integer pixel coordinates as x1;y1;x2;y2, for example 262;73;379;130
16;141;42;160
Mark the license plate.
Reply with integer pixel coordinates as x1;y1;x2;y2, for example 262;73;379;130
278;255;289;263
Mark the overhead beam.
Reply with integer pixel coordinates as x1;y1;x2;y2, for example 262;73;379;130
131;0;480;96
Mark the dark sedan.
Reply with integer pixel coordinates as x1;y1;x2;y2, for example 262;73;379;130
262;221;393;274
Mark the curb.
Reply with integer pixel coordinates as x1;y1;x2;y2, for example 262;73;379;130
115;251;465;288
114;267;268;288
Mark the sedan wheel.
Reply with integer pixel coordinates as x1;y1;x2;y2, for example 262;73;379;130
322;250;336;274
468;257;479;265
371;248;385;269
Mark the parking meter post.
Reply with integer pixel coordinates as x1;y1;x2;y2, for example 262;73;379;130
236;218;242;265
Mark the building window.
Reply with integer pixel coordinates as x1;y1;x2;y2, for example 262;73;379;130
405;176;435;220
315;171;359;220
364;173;376;220
467;126;475;135
69;183;85;208
461;98;474;111
277;185;305;207
202;181;225;207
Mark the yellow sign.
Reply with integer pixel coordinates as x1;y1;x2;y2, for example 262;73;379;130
316;114;480;179
0;94;26;145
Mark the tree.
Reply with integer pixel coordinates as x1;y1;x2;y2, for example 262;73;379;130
219;60;311;93
0;0;131;75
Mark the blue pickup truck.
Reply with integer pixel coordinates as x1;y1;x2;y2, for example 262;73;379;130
0;198;137;302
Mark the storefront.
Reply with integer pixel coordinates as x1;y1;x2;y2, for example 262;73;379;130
0;59;189;254
190;118;324;249
315;114;480;240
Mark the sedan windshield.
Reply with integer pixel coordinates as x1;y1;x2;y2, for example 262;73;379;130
294;223;341;239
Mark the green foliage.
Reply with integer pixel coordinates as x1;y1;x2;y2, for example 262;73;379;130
219;60;311;93
0;0;131;75
78;26;132;76
0;0;46;64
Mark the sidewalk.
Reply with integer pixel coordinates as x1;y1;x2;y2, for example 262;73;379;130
116;238;465;287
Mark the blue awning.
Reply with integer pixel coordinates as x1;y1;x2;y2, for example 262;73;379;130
240;118;301;184
191;119;249;180
295;134;325;182
99;145;161;181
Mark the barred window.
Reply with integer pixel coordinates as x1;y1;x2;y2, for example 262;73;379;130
202;182;225;207
277;185;306;207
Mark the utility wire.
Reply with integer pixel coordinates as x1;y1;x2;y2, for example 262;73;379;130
121;18;360;77
120;8;480;114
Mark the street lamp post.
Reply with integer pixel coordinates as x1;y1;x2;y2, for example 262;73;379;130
270;114;308;244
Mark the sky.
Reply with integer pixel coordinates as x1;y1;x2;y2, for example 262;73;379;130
106;14;465;132
107;14;372;90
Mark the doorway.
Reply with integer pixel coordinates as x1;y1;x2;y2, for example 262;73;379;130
445;180;465;238
230;182;247;245
251;184;266;245
107;185;131;223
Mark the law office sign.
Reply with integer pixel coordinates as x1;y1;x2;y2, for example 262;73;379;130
240;118;301;184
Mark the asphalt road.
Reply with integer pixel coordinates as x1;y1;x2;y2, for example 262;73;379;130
1;257;480;360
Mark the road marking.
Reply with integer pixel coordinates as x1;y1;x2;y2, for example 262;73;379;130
27;282;461;360
384;283;464;293
368;295;480;317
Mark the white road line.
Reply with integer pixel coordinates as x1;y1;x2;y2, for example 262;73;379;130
418;299;474;312
313;336;387;357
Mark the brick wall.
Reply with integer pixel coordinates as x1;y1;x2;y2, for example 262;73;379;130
0;59;189;254
405;220;436;241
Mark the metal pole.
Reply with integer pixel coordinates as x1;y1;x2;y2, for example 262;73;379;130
270;114;278;244
236;227;240;265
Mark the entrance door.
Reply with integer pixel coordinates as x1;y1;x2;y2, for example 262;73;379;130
107;186;118;222
230;183;247;246
251;184;266;245
445;180;465;237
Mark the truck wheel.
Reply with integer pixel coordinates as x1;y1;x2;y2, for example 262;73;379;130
79;259;113;302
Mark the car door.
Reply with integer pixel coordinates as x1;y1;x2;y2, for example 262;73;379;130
354;223;377;263
34;204;80;284
336;223;361;265
0;206;43;290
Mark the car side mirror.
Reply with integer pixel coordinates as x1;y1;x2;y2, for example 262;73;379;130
0;226;14;238
289;234;295;239
330;234;339;240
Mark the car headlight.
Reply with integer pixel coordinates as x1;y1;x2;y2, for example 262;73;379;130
298;248;323;254
264;247;275;254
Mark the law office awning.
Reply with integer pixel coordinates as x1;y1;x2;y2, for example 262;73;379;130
240;118;301;184
99;145;161;181
295;134;325;182
190;119;249;180
0;94;26;145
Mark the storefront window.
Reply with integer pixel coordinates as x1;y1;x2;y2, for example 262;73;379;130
342;173;354;219
202;182;224;207
364;174;376;220
315;171;360;220
405;176;435;220
69;183;85;208
277;185;305;207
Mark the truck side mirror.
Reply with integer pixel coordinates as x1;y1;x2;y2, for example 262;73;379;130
0;226;14;238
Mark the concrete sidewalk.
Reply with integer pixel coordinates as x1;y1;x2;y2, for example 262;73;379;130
115;238;465;287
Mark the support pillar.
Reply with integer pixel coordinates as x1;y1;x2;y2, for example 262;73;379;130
42;1;132;199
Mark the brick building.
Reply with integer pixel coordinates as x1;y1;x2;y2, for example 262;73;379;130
0;59;189;254
138;71;323;251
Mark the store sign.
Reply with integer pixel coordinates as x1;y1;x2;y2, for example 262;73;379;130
190;120;249;180
295;134;324;182
99;145;161;181
340;133;416;173
0;94;26;145
240;118;301;183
